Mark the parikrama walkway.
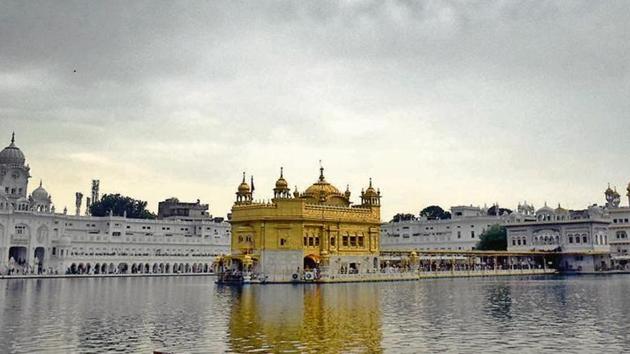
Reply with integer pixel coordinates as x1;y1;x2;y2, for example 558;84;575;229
318;249;558;283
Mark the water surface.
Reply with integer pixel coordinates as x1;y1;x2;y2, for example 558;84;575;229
1;275;629;353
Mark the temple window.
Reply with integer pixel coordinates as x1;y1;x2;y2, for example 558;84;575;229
582;235;588;243
315;237;320;246
350;236;357;247
303;236;307;246
330;237;336;246
569;236;573;243
358;236;364;247
342;236;349;247
280;238;286;246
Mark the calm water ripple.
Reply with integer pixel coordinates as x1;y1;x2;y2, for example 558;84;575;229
1;275;630;353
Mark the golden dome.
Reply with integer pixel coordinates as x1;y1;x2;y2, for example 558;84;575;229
275;167;288;189
303;167;341;197
237;172;250;193
605;184;614;196
363;178;378;198
304;181;341;197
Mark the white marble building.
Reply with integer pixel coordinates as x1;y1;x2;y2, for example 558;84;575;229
0;134;230;275
381;204;536;251
603;184;630;268
506;204;611;272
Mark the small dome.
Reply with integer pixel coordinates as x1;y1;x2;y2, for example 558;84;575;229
363;178;378;198
0;133;25;166
238;182;250;193
237;172;250;193
275;167;288;189
536;202;554;214
32;180;49;201
605;184;615;196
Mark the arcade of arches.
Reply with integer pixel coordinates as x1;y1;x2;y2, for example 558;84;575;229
65;262;214;275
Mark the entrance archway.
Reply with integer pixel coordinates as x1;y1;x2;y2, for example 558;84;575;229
9;246;28;266
304;254;319;271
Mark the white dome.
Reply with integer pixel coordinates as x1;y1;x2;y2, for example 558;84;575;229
536;203;554;215
32;181;49;201
0;133;25;165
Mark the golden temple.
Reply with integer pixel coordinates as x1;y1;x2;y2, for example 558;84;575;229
222;166;381;282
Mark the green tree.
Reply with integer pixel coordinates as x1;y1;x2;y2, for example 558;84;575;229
420;205;451;220
390;213;416;222
487;205;513;216
476;225;507;250
89;193;156;219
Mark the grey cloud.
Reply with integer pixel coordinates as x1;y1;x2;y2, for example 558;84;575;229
1;1;629;218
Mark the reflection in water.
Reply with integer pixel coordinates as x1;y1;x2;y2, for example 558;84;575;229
484;284;512;322
227;284;382;353
2;276;630;353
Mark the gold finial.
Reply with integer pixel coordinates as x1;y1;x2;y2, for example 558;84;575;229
280;166;284;178
39;179;42;187
242;171;246;183
319;160;325;182
369;177;373;188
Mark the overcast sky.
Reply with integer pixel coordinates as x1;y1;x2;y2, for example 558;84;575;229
1;1;629;219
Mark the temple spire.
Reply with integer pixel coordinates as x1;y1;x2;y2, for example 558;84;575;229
242;171;246;183
9;132;15;146
280;166;283;178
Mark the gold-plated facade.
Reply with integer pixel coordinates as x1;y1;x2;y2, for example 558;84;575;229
227;167;381;282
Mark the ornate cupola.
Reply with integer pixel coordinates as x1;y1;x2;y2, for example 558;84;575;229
0;132;31;201
360;178;381;207
344;184;351;199
300;165;349;206
30;179;52;213
273;167;291;199
0;132;26;166
235;172;252;204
